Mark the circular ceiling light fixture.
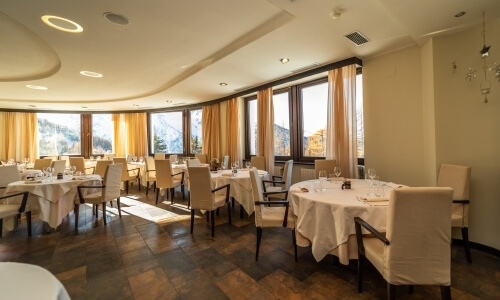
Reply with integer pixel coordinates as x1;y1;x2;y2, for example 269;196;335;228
104;12;130;25
26;85;48;90
454;11;466;18
280;58;289;64
166;100;173;103
220;83;228;87
80;71;103;78
41;15;83;33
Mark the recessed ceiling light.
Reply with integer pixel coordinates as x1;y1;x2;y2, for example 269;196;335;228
103;12;129;25
28;105;37;108
166;100;173;103
81;106;88;109
80;71;103;78
41;15;83;33
220;83;228;87
26;85;48;90
280;58;290;64
455;11;466;18
133;104;139;107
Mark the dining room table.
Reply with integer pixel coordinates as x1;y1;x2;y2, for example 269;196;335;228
289;178;405;265
5;174;102;229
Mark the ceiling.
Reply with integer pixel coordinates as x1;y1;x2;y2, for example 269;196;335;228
1;0;499;112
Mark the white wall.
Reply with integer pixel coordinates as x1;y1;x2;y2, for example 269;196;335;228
363;18;500;250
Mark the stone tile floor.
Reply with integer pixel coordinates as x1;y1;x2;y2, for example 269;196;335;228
1;185;499;299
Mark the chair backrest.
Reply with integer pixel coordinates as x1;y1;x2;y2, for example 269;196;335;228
250;156;266;171
0;165;21;196
44;156;57;161
155;159;174;188
126;154;134;163
154;153;165;160
112;157;129;181
58;155;70;168
186;159;200;167
51;160;66;175
69;157;86;173
314;159;336;179
169;155;178;164
144;156;156;180
95;160;113;179
188;166;217;210
384;187;453;285
34;158;52;171
437;164;471;200
103;153;115;160
282;160;293;189
194;154;208;164
102;163;123;201
249;167;267;227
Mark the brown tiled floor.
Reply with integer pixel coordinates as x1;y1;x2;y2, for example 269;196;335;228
1;185;499;299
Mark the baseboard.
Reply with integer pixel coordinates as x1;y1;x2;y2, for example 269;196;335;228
452;238;500;258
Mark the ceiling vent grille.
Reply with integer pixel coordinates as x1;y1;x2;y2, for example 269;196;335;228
344;31;370;46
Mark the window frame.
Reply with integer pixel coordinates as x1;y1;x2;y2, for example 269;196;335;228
187;107;203;156
149;109;186;156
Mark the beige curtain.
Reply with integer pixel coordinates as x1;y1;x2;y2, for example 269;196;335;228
202;103;221;162
326;64;358;178
226;98;240;166
112;113;148;157
257;88;274;175
0;112;38;162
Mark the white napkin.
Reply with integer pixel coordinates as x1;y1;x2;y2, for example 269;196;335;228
385;182;406;188
362;196;389;202
220;172;233;177
369;202;389;206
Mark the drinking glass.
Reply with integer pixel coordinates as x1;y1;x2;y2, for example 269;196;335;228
314;180;321;192
139;156;144;163
47;167;54;181
70;166;76;176
367;168;376;180
221;161;228;170
318;171;327;191
245;161;251;169
234;161;240;169
334;166;341;178
370;176;380;196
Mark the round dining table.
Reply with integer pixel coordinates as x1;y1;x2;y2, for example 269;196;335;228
289;178;404;265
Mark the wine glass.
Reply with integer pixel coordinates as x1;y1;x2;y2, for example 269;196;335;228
47;167;54;181
221;161;228;170
318;170;327;191
334;166;342;178
235;161;240;169
367;168;376;180
245;161;251;169
70;165;76;176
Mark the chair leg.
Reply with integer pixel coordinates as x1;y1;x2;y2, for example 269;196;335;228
440;285;451;300
0;219;3;238
188;193;190;209
357;254;364;293
138;178;141;191
462;227;472;263
190;209;195;234
232;197;235;211
125;181;129;195
256;227;263;260
216;207;220;216
333;255;339;267
146;182;150;196
116;197;122;218
387;283;396;300
170;188;174;204
409;285;414;294
292;229;297;262
155;189;160;205
227;202;232;226
181;184;184;200
102;202;107;225
74;204;79;232
211;210;215;237
26;211;32;237
240;205;244;219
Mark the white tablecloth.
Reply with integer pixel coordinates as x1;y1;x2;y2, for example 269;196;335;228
289;179;393;265
5;175;101;229
0;262;70;300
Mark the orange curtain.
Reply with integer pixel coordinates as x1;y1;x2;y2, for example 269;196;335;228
326;64;358;178
112;113;126;157
112;113;148;157
226;98;240;166
0;112;38;162
202;103;221;162
257;88;274;175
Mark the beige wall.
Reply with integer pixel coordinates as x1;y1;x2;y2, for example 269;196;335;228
363;18;500;250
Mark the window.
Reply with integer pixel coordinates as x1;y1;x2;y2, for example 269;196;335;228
273;91;291;157
247;99;258;156
92;114;113;155
189;109;202;154
38;113;81;156
300;81;328;157
150;111;184;154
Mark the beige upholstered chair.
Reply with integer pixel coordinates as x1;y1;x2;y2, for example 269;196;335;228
169;154;178;164
185;159;201;207
113;157;141;194
0;191;31;237
103;153;115;160
354;187;453;299
144;156;156;196
0;165;21;197
69;157;94;174
314;159;336;179
194;154;208;164
75;163;122;231
188;166;231;237
154;159;184;205
58;155;70;168
33;158;52;171
250;156;266;171
44;156;58;161
50;160;66;176
94;160;113;180
263;160;293;200
154;153;165;160
437;163;472;263
249;167;297;261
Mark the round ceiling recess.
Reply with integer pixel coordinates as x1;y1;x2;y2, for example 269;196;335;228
104;12;129;25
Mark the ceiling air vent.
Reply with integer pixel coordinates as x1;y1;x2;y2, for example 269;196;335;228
344;31;370;46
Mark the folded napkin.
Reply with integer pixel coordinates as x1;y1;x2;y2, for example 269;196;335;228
362;196;389;202
24;180;42;184
73;176;88;180
369;202;389;206
220;172;233;177
385;182;406;188
299;187;309;192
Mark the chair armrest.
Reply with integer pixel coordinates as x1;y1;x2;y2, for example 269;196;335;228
77;185;104;204
212;184;231;203
263;189;289;200
262;179;285;191
146;169;156;173
354;217;389;256
86;166;96;173
272;175;283;181
255;199;290;227
453;200;470;204
0;191;30;213
171;171;185;183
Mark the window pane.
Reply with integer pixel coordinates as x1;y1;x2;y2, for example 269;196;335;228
38;113;81;156
92;114;113;155
151;111;183;154
273;92;290;156
301;82;328;157
247;99;257;156
190;109;202;154
356;74;364;158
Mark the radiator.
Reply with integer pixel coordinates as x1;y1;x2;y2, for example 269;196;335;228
300;168;316;181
